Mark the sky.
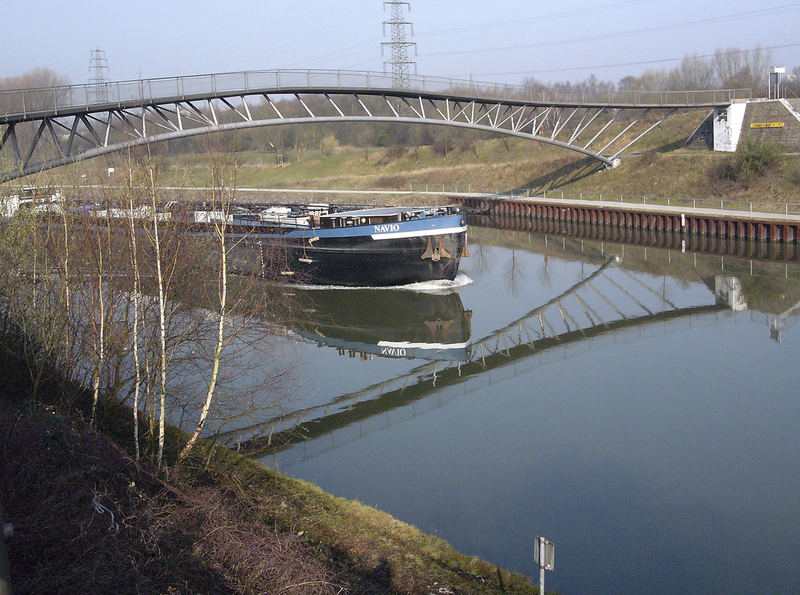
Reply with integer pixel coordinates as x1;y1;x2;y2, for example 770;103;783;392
2;0;798;88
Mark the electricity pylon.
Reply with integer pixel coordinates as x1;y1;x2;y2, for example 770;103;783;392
381;1;416;89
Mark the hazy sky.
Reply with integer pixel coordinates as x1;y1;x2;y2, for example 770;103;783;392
3;0;798;87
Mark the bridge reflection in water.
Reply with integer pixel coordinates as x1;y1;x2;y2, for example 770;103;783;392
216;226;792;461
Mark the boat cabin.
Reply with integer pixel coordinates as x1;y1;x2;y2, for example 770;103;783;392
317;207;450;229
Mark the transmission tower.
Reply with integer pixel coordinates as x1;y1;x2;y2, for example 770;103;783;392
88;47;110;102
381;1;416;89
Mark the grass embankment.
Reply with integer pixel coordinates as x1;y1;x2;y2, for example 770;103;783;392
131;110;800;204
0;341;537;594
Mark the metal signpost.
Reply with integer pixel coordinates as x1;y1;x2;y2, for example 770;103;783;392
533;535;554;594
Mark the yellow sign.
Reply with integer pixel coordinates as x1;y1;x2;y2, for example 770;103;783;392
750;122;784;128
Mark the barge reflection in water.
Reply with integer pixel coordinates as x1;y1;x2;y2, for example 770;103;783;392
287;287;472;362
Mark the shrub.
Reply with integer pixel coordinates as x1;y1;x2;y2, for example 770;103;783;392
721;138;783;184
432;139;454;157
319;134;339;156
783;158;800;187
384;145;406;160
375;175;407;189
636;150;661;167
376;145;406;165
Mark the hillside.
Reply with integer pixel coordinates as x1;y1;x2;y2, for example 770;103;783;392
125;109;799;204
19;108;799;205
0;344;536;594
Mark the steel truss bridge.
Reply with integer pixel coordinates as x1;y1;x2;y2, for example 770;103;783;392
0;69;750;182
218;256;742;457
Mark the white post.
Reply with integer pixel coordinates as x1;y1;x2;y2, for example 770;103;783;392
539;539;546;594
534;536;554;594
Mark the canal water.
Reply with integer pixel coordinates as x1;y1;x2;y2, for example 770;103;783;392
228;222;800;594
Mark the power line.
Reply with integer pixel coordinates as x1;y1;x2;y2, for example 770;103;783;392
423;3;800;58
470;42;800;78
286;39;382;70
415;0;657;38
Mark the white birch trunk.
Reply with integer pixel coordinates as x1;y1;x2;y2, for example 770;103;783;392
60;195;71;371
179;213;227;458
91;225;105;423
150;179;168;470
127;191;142;461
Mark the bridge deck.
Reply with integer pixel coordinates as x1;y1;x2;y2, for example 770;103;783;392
0;68;749;123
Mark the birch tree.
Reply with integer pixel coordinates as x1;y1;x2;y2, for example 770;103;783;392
147;165;169;470
179;160;231;459
125;172;144;460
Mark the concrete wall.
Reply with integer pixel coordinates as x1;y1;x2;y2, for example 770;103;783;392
712;103;746;151
714;99;800;151
713;103;747;151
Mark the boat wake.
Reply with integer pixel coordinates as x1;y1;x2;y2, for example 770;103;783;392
398;272;473;293
296;272;473;293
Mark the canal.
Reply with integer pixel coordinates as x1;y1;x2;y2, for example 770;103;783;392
226;221;800;594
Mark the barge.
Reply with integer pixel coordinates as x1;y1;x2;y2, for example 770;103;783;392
229;204;470;287
7;194;470;288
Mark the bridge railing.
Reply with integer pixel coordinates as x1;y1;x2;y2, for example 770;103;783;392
409;183;800;218
1;69;753;122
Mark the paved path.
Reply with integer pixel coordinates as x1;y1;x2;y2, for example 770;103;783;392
82;185;800;223
456;193;800;223
231;187;800;223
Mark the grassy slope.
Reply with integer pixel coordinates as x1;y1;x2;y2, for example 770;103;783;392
0;343;537;594
137;110;800;203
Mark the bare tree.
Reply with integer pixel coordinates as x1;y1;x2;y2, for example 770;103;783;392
0;68;70;91
714;46;773;94
1;143;295;470
668;55;717;91
632;68;671;91
145;162;170;469
124;164;144;460
87;207;107;422
787;67;800;98
180;149;233;459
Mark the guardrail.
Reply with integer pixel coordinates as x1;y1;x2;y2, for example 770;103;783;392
408;183;800;218
0;68;752;122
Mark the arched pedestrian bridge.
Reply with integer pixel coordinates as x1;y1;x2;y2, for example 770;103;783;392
1;69;749;181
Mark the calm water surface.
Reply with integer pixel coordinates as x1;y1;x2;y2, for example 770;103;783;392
234;226;800;594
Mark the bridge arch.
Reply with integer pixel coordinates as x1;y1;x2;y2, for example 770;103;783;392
9;114;622;181
1;69;744;182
